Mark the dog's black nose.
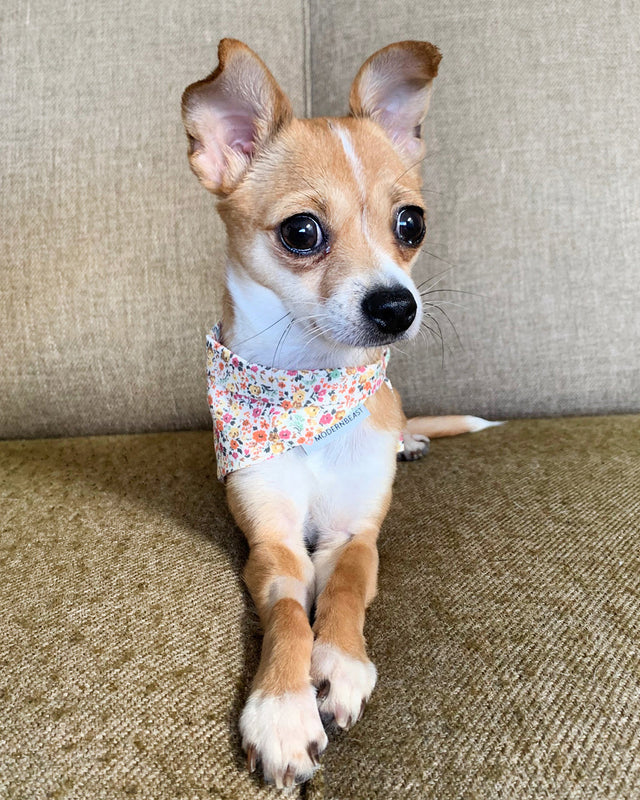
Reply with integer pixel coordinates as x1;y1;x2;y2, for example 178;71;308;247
361;286;418;335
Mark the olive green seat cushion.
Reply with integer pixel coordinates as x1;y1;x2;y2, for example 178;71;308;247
2;415;639;799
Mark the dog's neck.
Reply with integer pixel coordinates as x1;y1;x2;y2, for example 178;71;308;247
221;260;380;370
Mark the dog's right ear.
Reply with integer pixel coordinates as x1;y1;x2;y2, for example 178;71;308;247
181;39;293;195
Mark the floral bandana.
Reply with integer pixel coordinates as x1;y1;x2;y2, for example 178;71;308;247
206;324;390;480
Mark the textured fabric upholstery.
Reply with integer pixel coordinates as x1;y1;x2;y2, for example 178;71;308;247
308;0;640;420
0;0;308;439
2;416;640;798
1;1;639;439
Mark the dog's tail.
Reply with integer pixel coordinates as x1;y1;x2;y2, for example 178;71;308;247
405;415;503;439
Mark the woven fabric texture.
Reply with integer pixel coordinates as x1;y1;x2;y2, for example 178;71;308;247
2;415;640;799
309;0;640;420
0;0;308;439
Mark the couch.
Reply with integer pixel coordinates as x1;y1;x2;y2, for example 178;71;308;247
2;1;639;798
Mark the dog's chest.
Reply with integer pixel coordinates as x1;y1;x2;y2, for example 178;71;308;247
229;408;400;542
294;420;399;544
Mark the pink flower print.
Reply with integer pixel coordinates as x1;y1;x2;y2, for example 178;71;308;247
252;407;262;418
319;413;333;425
222;413;233;423
251;365;259;372
313;384;322;393
279;429;291;440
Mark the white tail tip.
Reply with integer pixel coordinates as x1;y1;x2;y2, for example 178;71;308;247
465;416;505;432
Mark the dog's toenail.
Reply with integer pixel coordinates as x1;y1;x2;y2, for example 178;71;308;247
307;741;321;765
316;680;330;700
246;744;257;773
283;764;295;787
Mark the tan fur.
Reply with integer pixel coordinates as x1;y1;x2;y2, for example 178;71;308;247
216;115;424;332
313;523;384;662
230;497;316;697
182;39;293;194
349;40;442;119
252;598;314;695
365;382;406;433
406;415;479;438
180;38;488;786
350;41;442;161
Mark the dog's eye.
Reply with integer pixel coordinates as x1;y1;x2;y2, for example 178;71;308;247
279;214;324;254
395;206;426;247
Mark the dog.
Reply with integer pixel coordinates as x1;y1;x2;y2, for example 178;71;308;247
182;39;497;788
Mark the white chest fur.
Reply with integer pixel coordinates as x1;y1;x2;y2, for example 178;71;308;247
229;414;398;546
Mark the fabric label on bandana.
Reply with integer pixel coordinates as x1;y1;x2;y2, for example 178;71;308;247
206;324;389;480
302;404;371;453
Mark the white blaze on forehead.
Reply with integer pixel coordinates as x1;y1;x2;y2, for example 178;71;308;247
330;122;420;319
331;122;381;257
331;124;367;203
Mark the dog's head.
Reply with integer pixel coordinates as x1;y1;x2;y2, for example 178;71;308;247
182;39;441;350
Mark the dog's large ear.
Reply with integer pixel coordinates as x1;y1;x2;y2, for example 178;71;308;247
349;41;441;161
182;39;293;195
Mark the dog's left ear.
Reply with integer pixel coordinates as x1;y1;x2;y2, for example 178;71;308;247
349;41;442;161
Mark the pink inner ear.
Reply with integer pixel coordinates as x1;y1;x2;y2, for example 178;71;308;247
223;111;256;156
375;81;429;146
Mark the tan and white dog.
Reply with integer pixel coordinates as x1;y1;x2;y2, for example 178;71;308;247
182;39;495;788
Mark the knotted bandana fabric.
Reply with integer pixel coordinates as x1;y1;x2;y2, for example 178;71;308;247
206;324;390;480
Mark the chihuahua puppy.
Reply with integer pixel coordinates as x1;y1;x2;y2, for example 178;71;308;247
182;39;494;788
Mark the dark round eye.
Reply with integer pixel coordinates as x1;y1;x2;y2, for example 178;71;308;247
395;206;426;247
279;214;324;254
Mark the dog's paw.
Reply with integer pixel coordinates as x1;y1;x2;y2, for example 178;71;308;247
397;432;430;462
311;642;377;730
239;687;328;788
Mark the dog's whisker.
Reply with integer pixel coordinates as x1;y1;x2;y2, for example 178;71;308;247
420;248;457;267
428;306;463;350
390;342;411;358
390;155;427;190
423;298;469;311
415;266;455;293
271;319;295;368
234;312;291;347
421;288;486;299
420;319;445;367
422;316;443;343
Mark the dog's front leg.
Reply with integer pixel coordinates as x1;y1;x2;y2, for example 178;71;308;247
227;480;327;788
310;517;384;730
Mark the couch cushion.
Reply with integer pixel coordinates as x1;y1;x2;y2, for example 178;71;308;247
309;0;640;421
0;0;308;439
4;3;639;442
1;416;639;798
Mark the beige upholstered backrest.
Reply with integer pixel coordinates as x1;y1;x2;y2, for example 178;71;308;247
1;0;638;438
309;1;640;420
0;1;308;438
